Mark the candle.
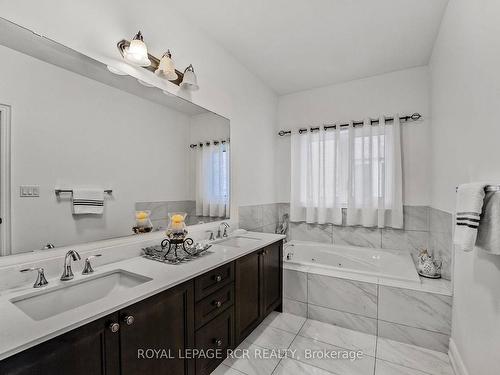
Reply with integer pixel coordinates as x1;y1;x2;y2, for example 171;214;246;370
171;214;185;231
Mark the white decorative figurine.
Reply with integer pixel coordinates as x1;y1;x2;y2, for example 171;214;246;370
417;249;442;279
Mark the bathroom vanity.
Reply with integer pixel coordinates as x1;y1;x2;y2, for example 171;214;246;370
0;18;282;375
0;236;283;375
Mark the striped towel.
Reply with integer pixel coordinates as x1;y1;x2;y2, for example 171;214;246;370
72;188;104;215
453;183;490;251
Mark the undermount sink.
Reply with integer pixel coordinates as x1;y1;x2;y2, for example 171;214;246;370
214;236;262;248
10;270;152;321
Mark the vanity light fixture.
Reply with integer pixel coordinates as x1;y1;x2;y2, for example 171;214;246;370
180;64;199;91
123;31;151;67
116;33;199;89
155;50;178;80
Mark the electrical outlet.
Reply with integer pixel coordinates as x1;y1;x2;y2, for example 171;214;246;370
20;185;40;197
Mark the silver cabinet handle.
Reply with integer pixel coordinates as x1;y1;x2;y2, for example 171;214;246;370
109;322;120;333
214;301;222;308
214;275;222;282
213;338;223;347
123;315;135;326
20;267;48;288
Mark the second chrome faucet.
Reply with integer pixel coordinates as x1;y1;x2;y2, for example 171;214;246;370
61;250;103;280
61;250;81;281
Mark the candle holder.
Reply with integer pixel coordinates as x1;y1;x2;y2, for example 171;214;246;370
161;237;195;258
132;210;153;234
161;212;196;259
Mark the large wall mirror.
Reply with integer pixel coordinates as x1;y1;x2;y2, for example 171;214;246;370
0;19;230;256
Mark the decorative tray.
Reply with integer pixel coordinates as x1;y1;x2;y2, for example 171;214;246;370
142;243;212;265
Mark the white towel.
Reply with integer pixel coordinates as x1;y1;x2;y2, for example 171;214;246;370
72;188;104;215
476;191;500;255
453;182;490;251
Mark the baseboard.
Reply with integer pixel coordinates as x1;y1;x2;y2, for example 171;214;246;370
448;338;469;375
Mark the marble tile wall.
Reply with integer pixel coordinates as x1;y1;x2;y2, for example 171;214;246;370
239;203;454;280
238;203;280;233
428;207;454;280
283;269;453;353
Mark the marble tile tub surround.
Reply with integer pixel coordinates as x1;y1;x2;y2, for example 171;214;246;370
239;203;454;280
283;269;453;353
216;312;454;375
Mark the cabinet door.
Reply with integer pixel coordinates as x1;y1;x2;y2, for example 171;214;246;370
262;241;283;315
119;281;194;375
234;250;261;343
195;307;234;375
0;313;120;375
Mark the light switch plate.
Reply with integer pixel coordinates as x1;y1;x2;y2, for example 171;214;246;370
20;185;40;197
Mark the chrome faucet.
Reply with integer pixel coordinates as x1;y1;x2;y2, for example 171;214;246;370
217;222;230;238
206;230;215;241
20;267;49;288
61;250;81;281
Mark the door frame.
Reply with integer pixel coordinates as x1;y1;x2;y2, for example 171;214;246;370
0;104;12;256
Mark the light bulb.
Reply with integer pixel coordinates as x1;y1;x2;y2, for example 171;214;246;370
124;31;151;67
155;50;178;80
180;64;199;91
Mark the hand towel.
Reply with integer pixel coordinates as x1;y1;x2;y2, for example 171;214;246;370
453;182;490;251
476;191;500;254
72;188;104;215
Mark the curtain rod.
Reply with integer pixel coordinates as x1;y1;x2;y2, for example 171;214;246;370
278;113;422;136
189;138;230;149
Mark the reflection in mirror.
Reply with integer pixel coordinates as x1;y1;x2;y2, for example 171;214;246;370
135;111;230;230
0;20;229;256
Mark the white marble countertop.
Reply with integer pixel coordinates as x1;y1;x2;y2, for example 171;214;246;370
0;232;285;361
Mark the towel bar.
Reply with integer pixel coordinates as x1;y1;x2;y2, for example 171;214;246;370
55;189;113;196
455;185;500;192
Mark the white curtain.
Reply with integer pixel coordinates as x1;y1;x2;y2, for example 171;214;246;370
195;142;230;218
290;115;403;228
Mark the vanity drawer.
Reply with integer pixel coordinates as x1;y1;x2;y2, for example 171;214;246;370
195;284;234;329
195;262;234;301
195;307;234;375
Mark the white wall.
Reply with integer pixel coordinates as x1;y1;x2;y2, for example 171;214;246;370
429;0;500;374
276;66;431;205
0;45;194;253
0;0;278;211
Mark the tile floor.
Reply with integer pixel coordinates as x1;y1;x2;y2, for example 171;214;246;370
212;312;454;375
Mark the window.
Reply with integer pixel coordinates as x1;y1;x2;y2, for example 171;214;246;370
290;118;403;228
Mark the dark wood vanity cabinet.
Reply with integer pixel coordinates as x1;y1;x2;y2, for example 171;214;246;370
262;241;283;316
0;312;121;375
234;249;262;342
119;281;194;375
0;239;283;375
0;282;195;375
235;240;283;344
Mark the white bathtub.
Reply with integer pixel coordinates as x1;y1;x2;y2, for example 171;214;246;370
284;241;420;283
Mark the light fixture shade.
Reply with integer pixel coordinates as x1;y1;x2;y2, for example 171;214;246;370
124;31;151;67
155;50;178;80
180;64;199;90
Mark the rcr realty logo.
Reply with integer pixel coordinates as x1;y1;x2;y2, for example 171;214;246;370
137;348;364;362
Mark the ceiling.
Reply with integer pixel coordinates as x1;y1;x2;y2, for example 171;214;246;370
167;0;449;95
